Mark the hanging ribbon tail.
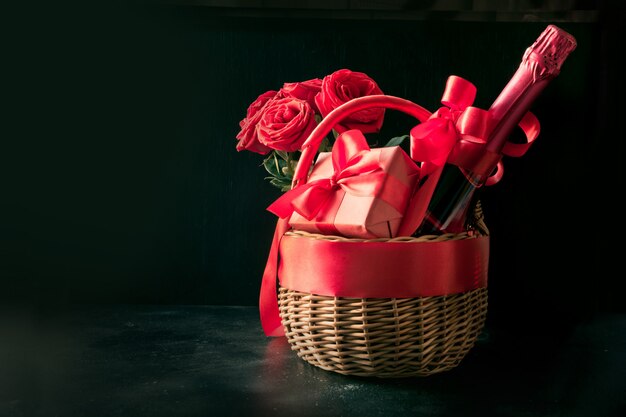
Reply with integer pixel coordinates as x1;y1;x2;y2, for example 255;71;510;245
397;166;443;236
259;217;290;337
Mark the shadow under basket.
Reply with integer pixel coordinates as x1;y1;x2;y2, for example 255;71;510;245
277;206;490;378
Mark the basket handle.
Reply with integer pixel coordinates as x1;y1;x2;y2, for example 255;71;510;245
291;95;432;188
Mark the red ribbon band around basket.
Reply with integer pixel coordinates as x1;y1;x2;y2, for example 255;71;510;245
259;217;490;337
278;234;489;298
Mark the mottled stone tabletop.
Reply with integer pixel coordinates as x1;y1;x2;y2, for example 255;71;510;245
1;305;624;417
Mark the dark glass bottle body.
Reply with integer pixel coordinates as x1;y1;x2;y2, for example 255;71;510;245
414;164;482;235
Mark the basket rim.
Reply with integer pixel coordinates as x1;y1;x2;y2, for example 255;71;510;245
284;229;484;243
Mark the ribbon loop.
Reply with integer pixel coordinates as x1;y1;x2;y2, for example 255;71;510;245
501;111;540;157
332;130;369;169
456;106;491;141
441;75;477;111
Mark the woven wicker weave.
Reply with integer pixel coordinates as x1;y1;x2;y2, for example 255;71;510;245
277;203;489;378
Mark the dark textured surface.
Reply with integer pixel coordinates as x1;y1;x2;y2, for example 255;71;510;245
1;305;624;417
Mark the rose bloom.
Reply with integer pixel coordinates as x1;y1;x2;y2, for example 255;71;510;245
257;98;317;152
315;69;385;133
236;90;279;154
279;78;322;112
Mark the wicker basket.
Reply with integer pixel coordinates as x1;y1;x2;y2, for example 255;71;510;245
267;95;490;377
277;204;489;378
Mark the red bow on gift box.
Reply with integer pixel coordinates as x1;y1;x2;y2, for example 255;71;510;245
268;130;393;220
268;130;419;238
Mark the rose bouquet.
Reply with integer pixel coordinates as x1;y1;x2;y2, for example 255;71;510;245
235;69;386;191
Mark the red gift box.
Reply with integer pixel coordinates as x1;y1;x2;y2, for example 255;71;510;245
268;129;420;239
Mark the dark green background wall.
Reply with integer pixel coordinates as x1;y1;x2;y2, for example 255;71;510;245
5;2;624;329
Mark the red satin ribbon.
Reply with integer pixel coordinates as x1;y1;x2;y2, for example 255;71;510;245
267;130;408;221
278;234;489;298
259;217;290;337
410;75;540;182
502;110;540;157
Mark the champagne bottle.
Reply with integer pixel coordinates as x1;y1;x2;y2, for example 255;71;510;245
415;25;577;235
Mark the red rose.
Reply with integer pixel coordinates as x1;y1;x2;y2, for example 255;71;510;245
245;90;277;119
257;98;317;152
279;78;322;112
236;90;279;154
315;69;385;133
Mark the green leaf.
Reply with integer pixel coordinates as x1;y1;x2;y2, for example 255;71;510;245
268;177;292;191
275;150;289;161
319;137;331;153
262;155;278;177
384;135;409;147
263;152;287;178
